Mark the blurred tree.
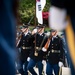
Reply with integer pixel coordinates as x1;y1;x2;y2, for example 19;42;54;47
18;0;50;25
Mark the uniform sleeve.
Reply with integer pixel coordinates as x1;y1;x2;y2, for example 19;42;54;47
42;35;48;47
59;38;65;62
17;37;22;48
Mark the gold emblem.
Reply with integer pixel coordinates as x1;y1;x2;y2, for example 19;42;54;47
52;49;54;53
34;51;38;56
22;46;25;49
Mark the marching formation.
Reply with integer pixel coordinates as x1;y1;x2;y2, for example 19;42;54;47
0;0;74;75
16;24;68;75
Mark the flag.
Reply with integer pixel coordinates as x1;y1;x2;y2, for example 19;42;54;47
36;0;46;24
41;0;46;10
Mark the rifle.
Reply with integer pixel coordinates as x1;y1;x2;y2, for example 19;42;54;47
34;34;46;56
16;32;23;47
43;32;53;50
27;16;34;25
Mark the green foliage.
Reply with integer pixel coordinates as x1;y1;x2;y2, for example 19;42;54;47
18;0;50;25
43;0;51;12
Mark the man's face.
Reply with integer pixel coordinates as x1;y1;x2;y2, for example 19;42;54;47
21;28;28;33
38;28;42;32
21;28;24;32
52;31;57;36
37;28;44;33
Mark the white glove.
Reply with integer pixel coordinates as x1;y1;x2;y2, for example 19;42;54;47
42;47;47;52
42;60;46;65
58;61;63;67
34;29;37;32
27;57;30;62
32;29;37;35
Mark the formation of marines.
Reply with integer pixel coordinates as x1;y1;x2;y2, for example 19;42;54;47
16;24;68;75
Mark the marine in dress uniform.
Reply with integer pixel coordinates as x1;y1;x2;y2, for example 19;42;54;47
17;25;33;75
27;25;47;75
49;0;75;75
45;30;64;75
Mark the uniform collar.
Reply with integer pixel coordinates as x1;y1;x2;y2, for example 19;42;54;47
52;35;58;41
53;35;57;38
39;32;44;36
24;32;28;36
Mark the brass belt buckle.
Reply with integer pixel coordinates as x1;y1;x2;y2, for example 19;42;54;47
36;47;39;50
34;51;38;56
52;49;54;53
22;46;25;49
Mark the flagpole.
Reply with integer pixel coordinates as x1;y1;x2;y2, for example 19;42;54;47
34;0;37;27
34;0;37;56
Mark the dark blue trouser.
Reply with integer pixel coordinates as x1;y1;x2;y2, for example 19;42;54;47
23;61;28;75
19;61;28;75
46;62;59;75
27;58;43;75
